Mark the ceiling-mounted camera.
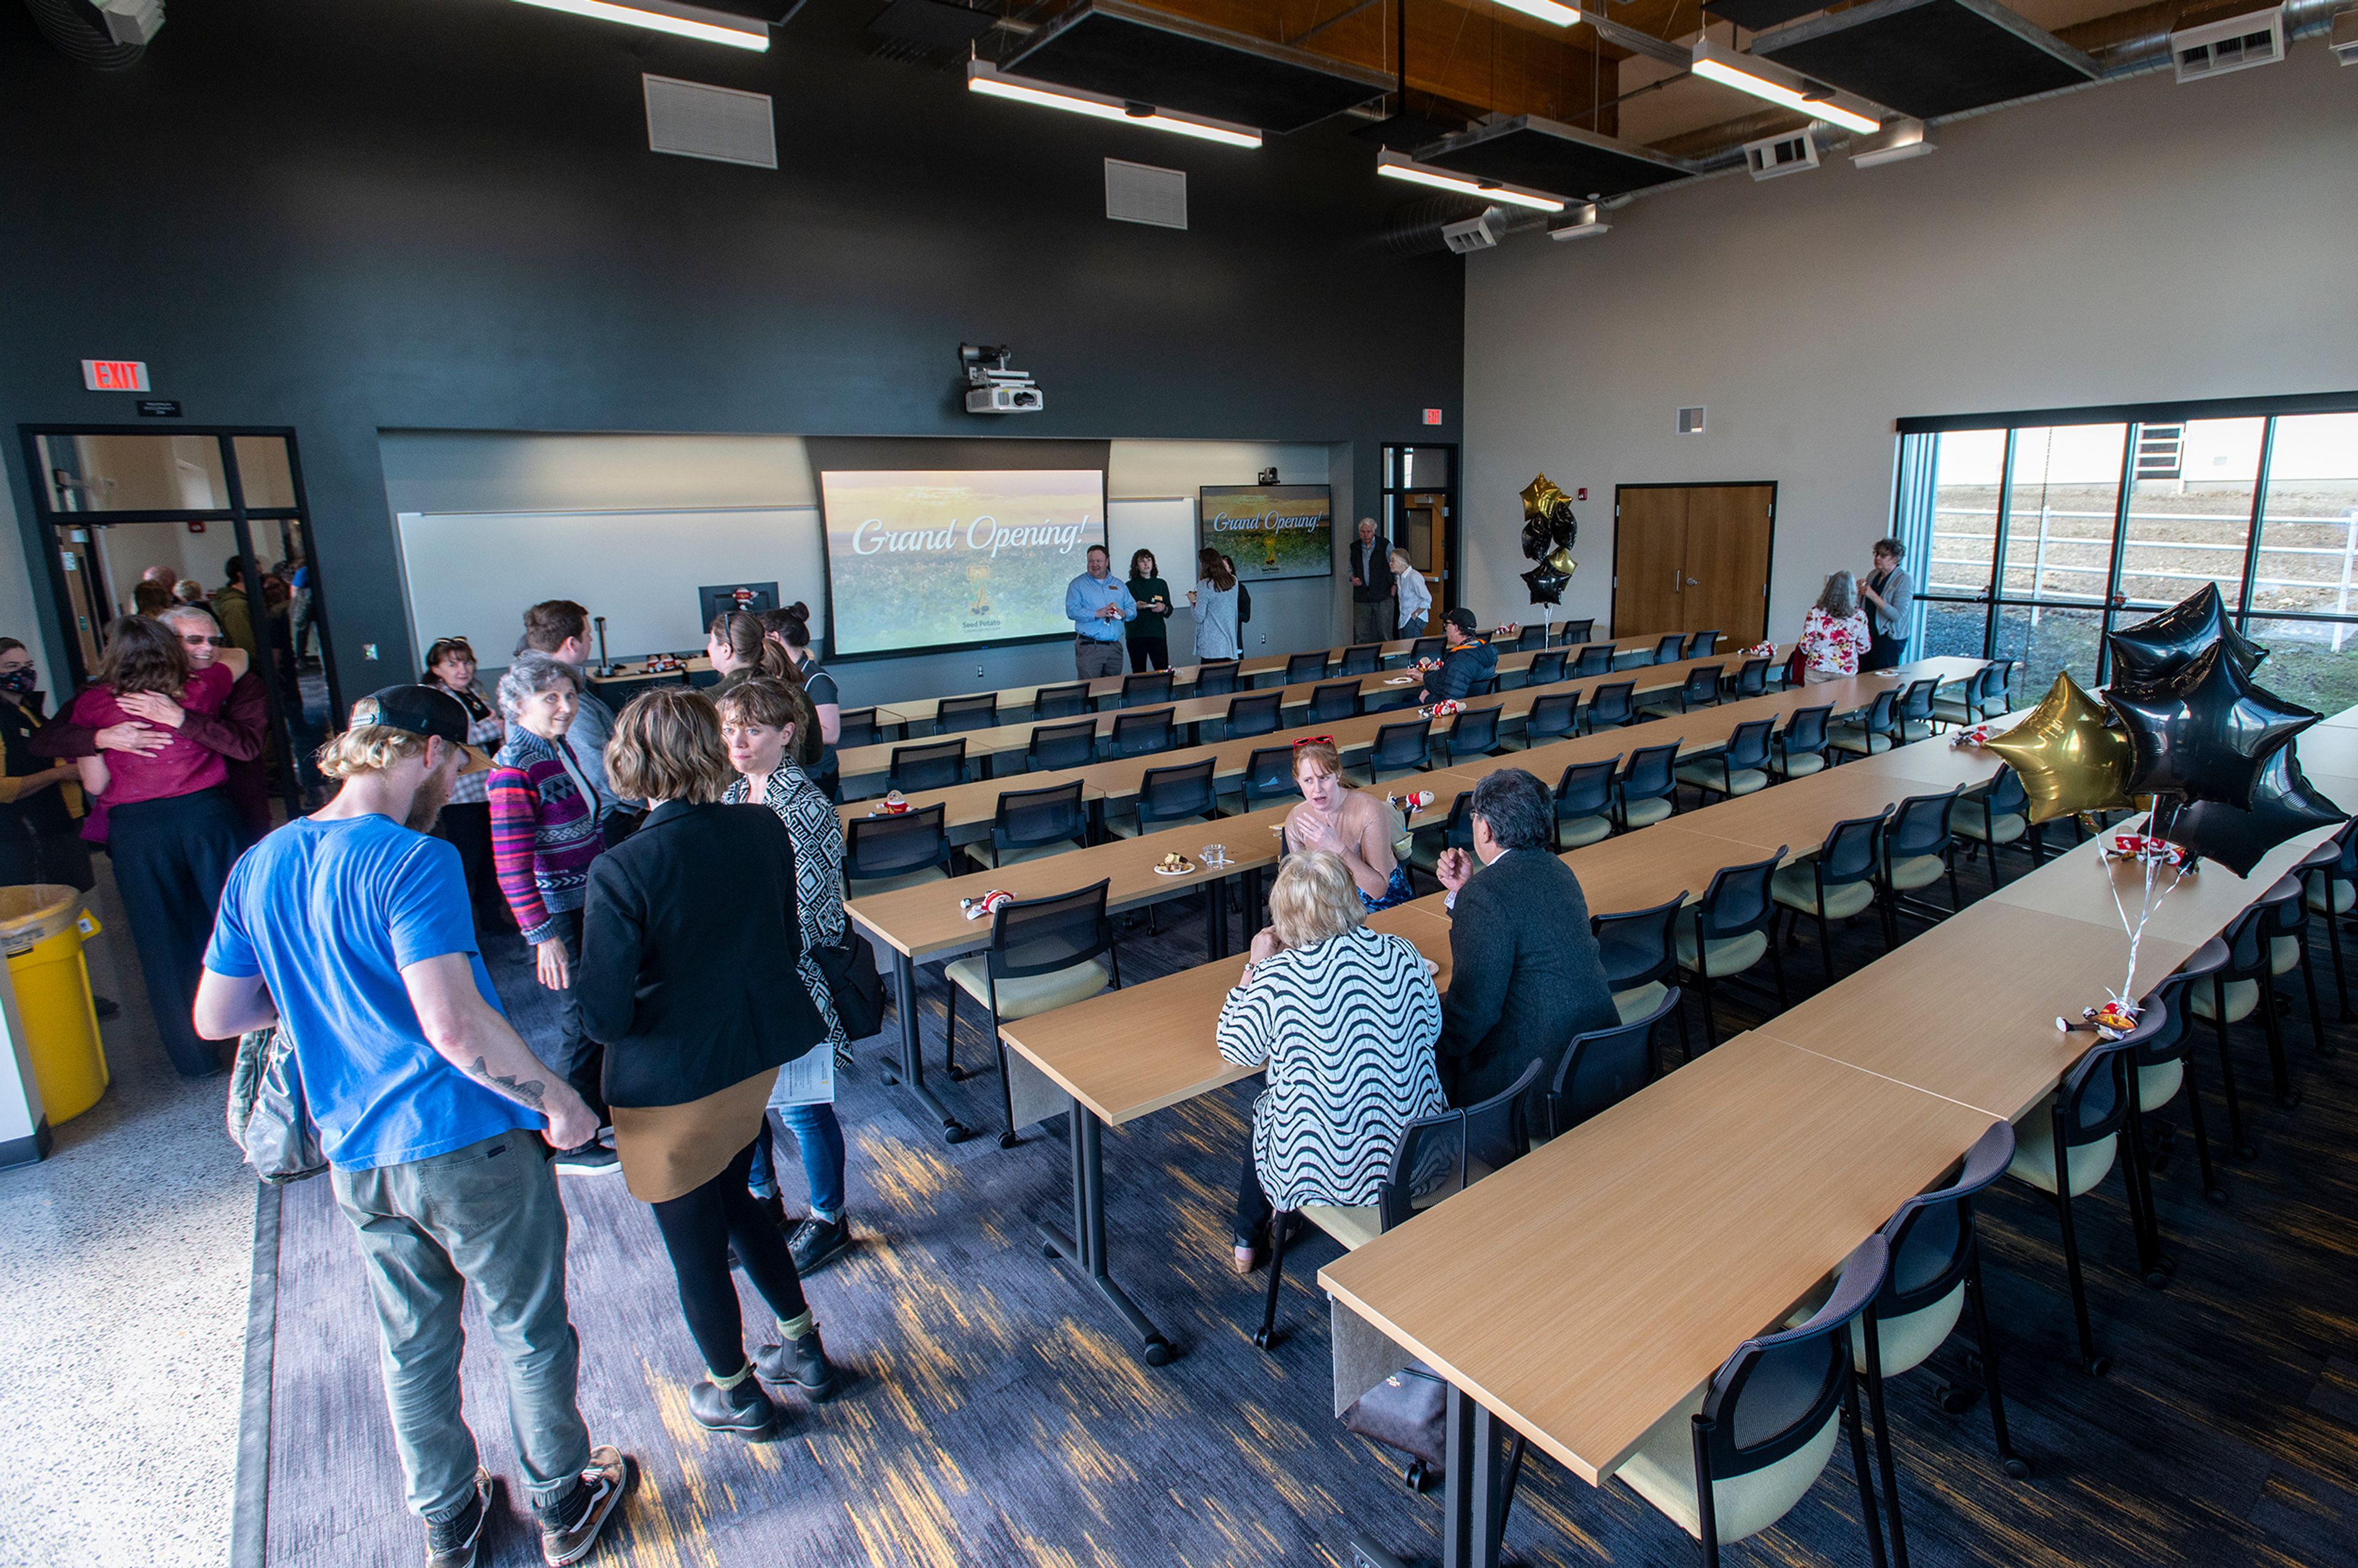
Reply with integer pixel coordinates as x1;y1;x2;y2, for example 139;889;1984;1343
960;343;1044;414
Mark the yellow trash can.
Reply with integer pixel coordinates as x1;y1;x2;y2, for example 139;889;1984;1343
0;885;109;1125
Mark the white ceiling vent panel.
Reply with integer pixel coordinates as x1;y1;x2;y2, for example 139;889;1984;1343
2171;7;2285;82
644;74;777;169
1105;158;1187;230
1677;406;1707;435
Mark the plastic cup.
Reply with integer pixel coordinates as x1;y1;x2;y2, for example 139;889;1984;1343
1201;844;1228;867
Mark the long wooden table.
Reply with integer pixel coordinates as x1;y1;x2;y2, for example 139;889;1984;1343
1317;713;2355;1568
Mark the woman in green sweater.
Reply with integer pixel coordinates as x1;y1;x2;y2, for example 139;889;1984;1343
1124;549;1173;673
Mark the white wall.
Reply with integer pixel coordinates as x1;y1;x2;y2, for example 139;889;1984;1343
1462;47;2358;641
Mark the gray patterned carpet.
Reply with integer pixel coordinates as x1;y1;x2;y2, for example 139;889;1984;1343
249;844;2358;1567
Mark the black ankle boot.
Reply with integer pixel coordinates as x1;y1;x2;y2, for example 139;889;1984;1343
689;1372;779;1436
757;1327;841;1402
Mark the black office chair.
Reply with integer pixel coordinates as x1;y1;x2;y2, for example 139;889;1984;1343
1525;648;1568;686
1651;632;1687;665
1613;743;1682;831
1554;756;1619;849
1685;629;1721;659
1724;657;1772;699
2003;1006;2163;1375
1573;643;1616;677
936;693;998;733
843;804;952;894
1612;1236;1892;1568
1192;660;1239;699
1284;650;1329;684
1932;664;1998;729
1675;717;1773;804
1103;707;1175;760
1875;787;1964;939
1895;677;1940;743
2261;872;2329;1066
1582;680;1638;733
1951;765;2037;887
1771;810;1888;982
1829;689;1902;760
1118;670;1173;710
1225;689;1283;739
1226;745;1303;815
2187;906;2286;1138
1983;658;2018;715
1520;691;1579;750
1862;1121;2028;1493
1033;681;1091;720
1408;636;1446;662
1439;705;1504;765
1363;717;1434;783
1593;896;1694;1063
1108;757;1218;839
838;707;880;751
1025;716;1099;774
1515;624;1547;651
2300;819;2358;1020
1770;704;1834;779
1641;664;1726;719
981;780;1088;869
1676;849;1791;1051
943;881;1120;1147
888;737;966;794
1406;790;1474;879
1557;618;1595;646
1547;988;1681;1138
1341;642;1383;675
1309;680;1362;724
1255;1060;1541;1351
2136;956;2230;1218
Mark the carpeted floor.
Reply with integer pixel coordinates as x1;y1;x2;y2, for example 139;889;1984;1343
252;832;2358;1568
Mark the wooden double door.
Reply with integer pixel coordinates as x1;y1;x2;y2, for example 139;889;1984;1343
1611;483;1776;645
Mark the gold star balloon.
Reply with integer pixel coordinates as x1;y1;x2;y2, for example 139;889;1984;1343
1544;546;1577;576
1983;673;2134;824
1521;474;1570;523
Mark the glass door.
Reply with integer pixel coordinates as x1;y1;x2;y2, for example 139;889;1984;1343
18;426;338;821
1381;444;1456;615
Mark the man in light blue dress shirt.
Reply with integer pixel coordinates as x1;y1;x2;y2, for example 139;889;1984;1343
1065;545;1136;679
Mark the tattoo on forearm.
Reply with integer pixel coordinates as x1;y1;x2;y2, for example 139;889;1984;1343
465;1056;547;1111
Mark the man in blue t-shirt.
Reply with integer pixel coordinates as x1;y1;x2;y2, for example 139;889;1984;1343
196;686;632;1568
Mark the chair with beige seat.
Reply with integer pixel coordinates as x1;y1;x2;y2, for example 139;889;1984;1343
1025;716;1098;774
1544;988;1681;1139
1950;765;2035;888
1676;718;1775;804
1251;1059;1541;1351
976;781;1088;870
1592;896;1692;1063
1613;742;1683;831
1613;1234;1895;1568
2259;872;2329;1062
2187;902;2297;1114
1405;790;1474;882
1552;756;1619;848
1874;787;1964;942
1105;757;1217;840
2298;822;2357;1020
1768;704;1834;779
1676;849;1791;1050
943;880;1121;1149
1828;688;1901;761
1772;810;1888;983
843;804;955;895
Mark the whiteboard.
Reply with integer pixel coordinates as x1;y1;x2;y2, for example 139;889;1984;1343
395;505;825;670
1108;495;1198;583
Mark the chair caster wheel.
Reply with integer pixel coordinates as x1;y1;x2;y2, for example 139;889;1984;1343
1251;1329;1274;1350
2235;1143;2260;1162
2085;1354;2112;1377
946;1065;974;1082
1042;1242;1059;1259
881;1070;900;1086
941;1121;969;1145
997;1130;1021;1149
2276;1090;2302;1109
1143;1340;1175;1367
1937;1384;1982;1416
2003;1456;2032;1480
2205;1187;2230;1205
1404;1459;1435;1494
2143;1266;2173;1290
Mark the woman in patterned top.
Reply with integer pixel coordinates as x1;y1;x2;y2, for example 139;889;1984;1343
421;637;508;925
719;677;857;1276
1284;737;1414;910
1798;571;1872;685
1216;850;1445;1273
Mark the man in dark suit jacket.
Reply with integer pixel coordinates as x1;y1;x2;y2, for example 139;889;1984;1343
1348;517;1396;647
1433;768;1621;1106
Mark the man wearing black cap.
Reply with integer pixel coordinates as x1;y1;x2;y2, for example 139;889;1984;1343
195;686;632;1568
1418;606;1498;704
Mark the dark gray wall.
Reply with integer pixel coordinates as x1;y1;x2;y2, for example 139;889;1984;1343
0;0;1463;702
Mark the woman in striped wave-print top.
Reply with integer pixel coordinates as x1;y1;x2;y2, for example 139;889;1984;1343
1217;850;1445;1274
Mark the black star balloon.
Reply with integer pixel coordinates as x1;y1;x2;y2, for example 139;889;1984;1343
1546;500;1578;551
2106;640;2319;809
1521;518;1552;561
2161;744;2345;877
2107;583;2267;683
1522;563;1570;605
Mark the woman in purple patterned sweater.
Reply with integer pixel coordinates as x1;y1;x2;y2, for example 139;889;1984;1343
489;651;616;1173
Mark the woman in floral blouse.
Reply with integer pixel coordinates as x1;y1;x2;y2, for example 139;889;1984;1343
1798;571;1871;684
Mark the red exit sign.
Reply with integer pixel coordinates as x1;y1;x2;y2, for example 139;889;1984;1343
82;359;150;392
1422;408;1444;426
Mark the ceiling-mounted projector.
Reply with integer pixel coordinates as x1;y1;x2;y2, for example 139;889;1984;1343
959;342;1045;414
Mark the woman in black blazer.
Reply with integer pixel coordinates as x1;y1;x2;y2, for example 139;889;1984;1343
577;687;842;1441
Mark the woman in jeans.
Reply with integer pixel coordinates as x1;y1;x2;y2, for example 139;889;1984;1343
488;653;614;1173
718;678;857;1276
1216;850;1444;1272
421;637;507;925
578;686;842;1439
1186;547;1241;664
1390;547;1431;637
58;616;255;1076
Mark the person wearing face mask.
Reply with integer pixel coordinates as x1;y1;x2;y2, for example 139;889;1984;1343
489;653;616;1177
0;638;91;890
1282;738;1414;911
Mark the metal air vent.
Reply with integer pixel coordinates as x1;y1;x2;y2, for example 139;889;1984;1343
644;74;777;170
2171;7;2286;81
1678;406;1708;435
1105;158;1187;229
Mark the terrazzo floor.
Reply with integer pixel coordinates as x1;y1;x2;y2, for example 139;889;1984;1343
0;861;254;1568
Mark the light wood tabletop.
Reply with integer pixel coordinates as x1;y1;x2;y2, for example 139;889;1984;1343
1317;1033;1999;1486
833;769;1102;844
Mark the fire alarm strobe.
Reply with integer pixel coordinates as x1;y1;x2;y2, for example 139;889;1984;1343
960;343;1045;414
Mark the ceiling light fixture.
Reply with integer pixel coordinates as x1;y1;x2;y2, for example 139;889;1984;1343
1490;0;1583;25
1376;150;1565;212
1691;37;1880;136
1547;202;1609;239
1850;117;1936;168
507;0;770;51
966;61;1263;149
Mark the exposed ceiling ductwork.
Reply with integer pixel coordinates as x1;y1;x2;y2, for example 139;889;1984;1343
23;0;161;68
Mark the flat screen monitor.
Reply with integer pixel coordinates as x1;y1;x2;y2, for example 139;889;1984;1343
697;581;777;628
817;468;1108;658
1199;484;1334;581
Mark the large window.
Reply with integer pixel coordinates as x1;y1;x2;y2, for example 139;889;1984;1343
1899;397;2358;713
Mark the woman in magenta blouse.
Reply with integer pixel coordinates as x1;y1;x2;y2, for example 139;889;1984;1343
64;616;251;1076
